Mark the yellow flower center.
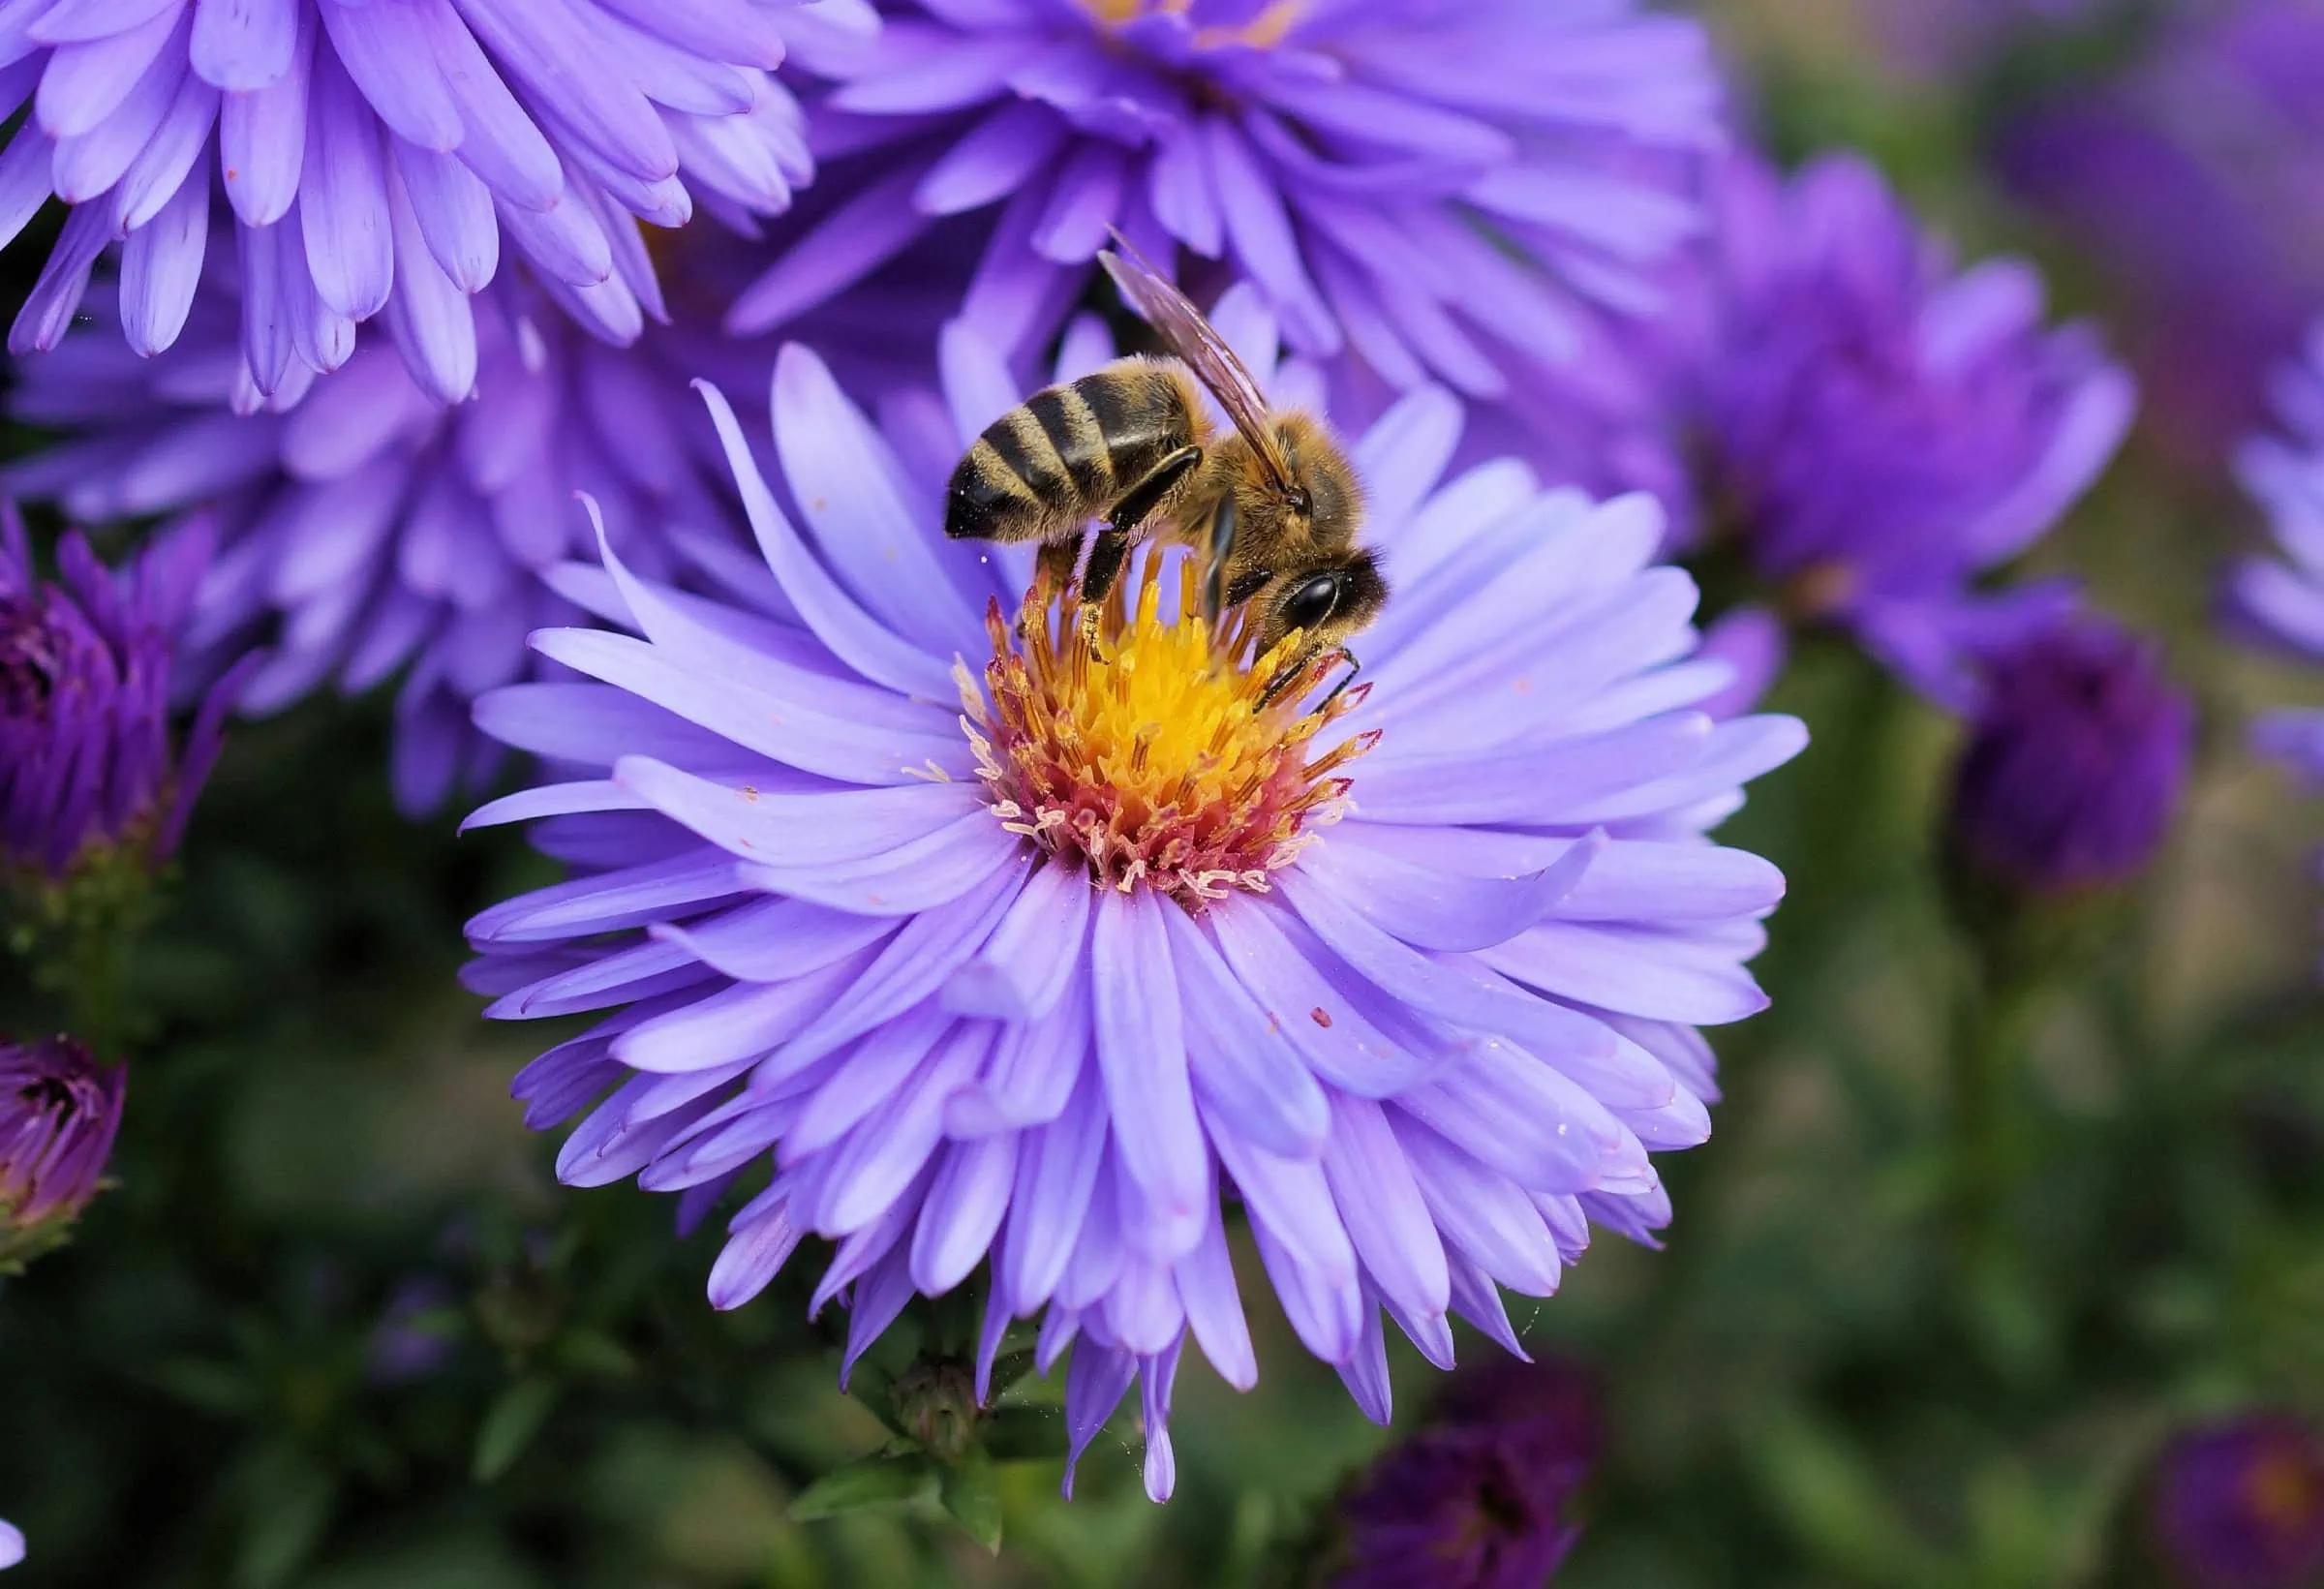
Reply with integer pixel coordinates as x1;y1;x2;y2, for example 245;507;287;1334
960;556;1374;906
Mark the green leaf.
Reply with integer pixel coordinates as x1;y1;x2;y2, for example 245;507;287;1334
472;1377;561;1483
789;1453;937;1521
940;1451;1004;1553
234;1451;335;1589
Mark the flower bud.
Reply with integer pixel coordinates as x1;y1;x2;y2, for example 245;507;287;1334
0;1035;124;1269
1946;616;2193;897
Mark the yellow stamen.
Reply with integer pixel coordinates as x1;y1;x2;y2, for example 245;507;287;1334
1080;0;1305;50
962;555;1373;906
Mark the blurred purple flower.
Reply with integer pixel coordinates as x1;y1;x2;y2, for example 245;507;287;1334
735;0;1719;415
2231;320;2324;784
0;1034;125;1266
0;0;836;399
1944;613;2192;896
1326;1356;1601;1589
1992;0;2324;465
0;1518;20;1571
2;505;236;880
1674;152;2133;707
462;294;1800;1501
6;251;778;814
2154;1416;2324;1589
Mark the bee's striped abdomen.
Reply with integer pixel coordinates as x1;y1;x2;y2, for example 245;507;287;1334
944;360;1200;544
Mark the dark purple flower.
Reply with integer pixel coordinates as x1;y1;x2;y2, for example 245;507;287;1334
462;296;1800;1500
2154;1416;2324;1589
1327;1357;1602;1589
1;505;236;880
2230;319;2324;788
733;0;1719;432
0;0;836;399
1676;152;2133;707
0;1034;125;1266
1992;0;2324;465
1945;615;2192;897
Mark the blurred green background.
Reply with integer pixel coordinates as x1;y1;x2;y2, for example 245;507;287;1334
7;2;2324;1585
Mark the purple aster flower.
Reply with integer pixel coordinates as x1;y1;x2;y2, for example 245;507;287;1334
731;0;1719;418
1670;151;2133;707
6;245;778;813
2230;319;2324;786
0;1034;126;1268
1991;0;2324;466
1324;1356;1601;1589
2152;1416;2324;1589
2;504;236;881
0;0;838;401
462;292;1802;1500
0;1520;18;1572
1943;613;2192;897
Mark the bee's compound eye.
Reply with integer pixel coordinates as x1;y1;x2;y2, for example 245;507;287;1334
1287;486;1313;516
1281;572;1340;635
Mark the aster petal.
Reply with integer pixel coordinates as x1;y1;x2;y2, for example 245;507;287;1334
109;66;215;230
911;1132;1018;1295
652;898;896;986
468;851;745;944
694;380;955;700
735;810;1024;918
299;46;395;320
216;7;309;226
1390;1117;1563;1295
615;952;876;1075
916;98;1067;216
451;0;675;183
707;1188;804;1309
773;344;985;652
1172;1198;1257;1390
996;1064;1108;1316
318;0;461;151
810;1023;991;1237
35;1;179;138
540;631;963;783
116;171;206;355
1394;1041;1619;1197
1205;901;1431;1099
776;871;1027;1067
1299;825;1598;953
725;165;930;334
944;857;1092;1021
1091;891;1207;1257
393;140;498;291
417;0;561;211
1323;1093;1450;1328
1351;714;1712;826
472;681;737;768
188;0;294;91
1158;904;1329;1160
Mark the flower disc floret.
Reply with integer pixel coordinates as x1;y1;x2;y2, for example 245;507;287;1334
966;563;1373;904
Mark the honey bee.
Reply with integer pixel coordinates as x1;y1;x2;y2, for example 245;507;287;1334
944;240;1386;703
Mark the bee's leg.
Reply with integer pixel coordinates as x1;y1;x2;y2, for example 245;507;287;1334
1317;647;1362;712
1203;496;1239;622
1259;646;1361;711
1035;535;1083;596
1086;444;1204;608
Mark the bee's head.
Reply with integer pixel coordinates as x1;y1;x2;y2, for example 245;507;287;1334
1253;550;1389;662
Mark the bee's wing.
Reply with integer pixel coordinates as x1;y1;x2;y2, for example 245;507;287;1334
1098;243;1294;492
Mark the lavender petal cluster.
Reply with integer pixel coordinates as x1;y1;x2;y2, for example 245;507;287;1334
463;306;1800;1499
2151;1416;2324;1589
738;0;1720;413
7;269;763;813
0;0;839;398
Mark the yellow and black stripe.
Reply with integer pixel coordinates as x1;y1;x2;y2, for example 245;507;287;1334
944;361;1200;544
